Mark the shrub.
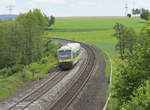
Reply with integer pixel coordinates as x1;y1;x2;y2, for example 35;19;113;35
127;14;131;18
121;79;150;110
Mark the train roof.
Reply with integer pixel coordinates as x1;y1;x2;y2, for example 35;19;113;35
58;43;80;52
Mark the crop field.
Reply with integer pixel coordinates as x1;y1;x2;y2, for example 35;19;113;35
48;17;145;57
46;17;146;79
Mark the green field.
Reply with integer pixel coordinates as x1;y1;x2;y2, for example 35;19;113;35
46;17;146;80
48;17;145;57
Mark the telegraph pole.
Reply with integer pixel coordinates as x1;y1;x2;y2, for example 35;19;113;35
125;0;128;16
6;0;15;19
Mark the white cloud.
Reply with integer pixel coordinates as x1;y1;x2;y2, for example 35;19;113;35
0;0;16;14
31;0;66;4
135;0;150;9
28;1;38;9
79;1;97;6
0;0;16;6
0;0;10;5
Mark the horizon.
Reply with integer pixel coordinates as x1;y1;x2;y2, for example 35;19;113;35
0;0;150;16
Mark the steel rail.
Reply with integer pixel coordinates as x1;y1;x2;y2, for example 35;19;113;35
8;70;69;110
47;39;97;110
8;38;97;110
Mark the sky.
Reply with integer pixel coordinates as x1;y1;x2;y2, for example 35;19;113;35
0;0;150;16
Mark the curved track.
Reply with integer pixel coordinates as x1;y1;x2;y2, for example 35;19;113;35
8;70;69;110
48;38;98;110
8;38;99;110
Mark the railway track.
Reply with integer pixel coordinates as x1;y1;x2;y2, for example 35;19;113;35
8;38;97;110
48;38;97;110
8;70;70;110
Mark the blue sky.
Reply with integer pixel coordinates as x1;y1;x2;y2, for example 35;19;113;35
0;0;150;16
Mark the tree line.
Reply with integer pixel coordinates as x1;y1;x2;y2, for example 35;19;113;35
132;8;150;20
0;9;55;70
110;19;150;109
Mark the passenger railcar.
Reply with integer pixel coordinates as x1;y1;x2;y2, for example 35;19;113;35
58;43;80;69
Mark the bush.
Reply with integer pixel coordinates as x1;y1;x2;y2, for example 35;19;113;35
140;9;150;20
44;40;59;56
11;65;24;75
29;62;42;73
121;79;150;110
0;68;11;77
127;14;131;18
0;64;24;77
40;57;48;64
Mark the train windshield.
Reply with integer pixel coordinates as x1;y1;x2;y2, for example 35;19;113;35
59;50;71;59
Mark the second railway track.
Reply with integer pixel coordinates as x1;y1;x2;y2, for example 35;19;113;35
48;38;98;110
8;70;69;110
7;38;98;110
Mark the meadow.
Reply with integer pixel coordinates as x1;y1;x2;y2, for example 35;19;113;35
48;17;145;57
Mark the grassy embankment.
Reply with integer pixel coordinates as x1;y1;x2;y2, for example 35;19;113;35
0;41;58;99
47;17;145;76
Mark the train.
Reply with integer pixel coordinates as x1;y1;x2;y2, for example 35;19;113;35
57;43;81;69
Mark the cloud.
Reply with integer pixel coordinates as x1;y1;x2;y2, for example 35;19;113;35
0;0;16;14
79;1;97;6
135;0;150;9
31;0;66;4
0;0;16;5
0;0;10;5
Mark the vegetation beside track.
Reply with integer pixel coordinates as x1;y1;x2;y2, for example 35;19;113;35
0;9;58;99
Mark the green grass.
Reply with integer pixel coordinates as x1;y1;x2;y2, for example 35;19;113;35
0;74;24;99
48;17;145;57
52;17;144;30
49;17;145;46
0;52;58;99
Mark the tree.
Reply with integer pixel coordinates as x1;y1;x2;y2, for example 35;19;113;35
127;13;131;18
113;23;137;59
136;8;141;15
0;8;49;69
132;8;137;15
132;8;141;16
111;19;150;110
140;9;150;20
16;9;49;64
123;27;137;53
48;15;55;27
121;79;150;110
113;23;126;59
112;42;150;109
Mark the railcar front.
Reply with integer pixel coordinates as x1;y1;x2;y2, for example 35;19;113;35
58;49;73;70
